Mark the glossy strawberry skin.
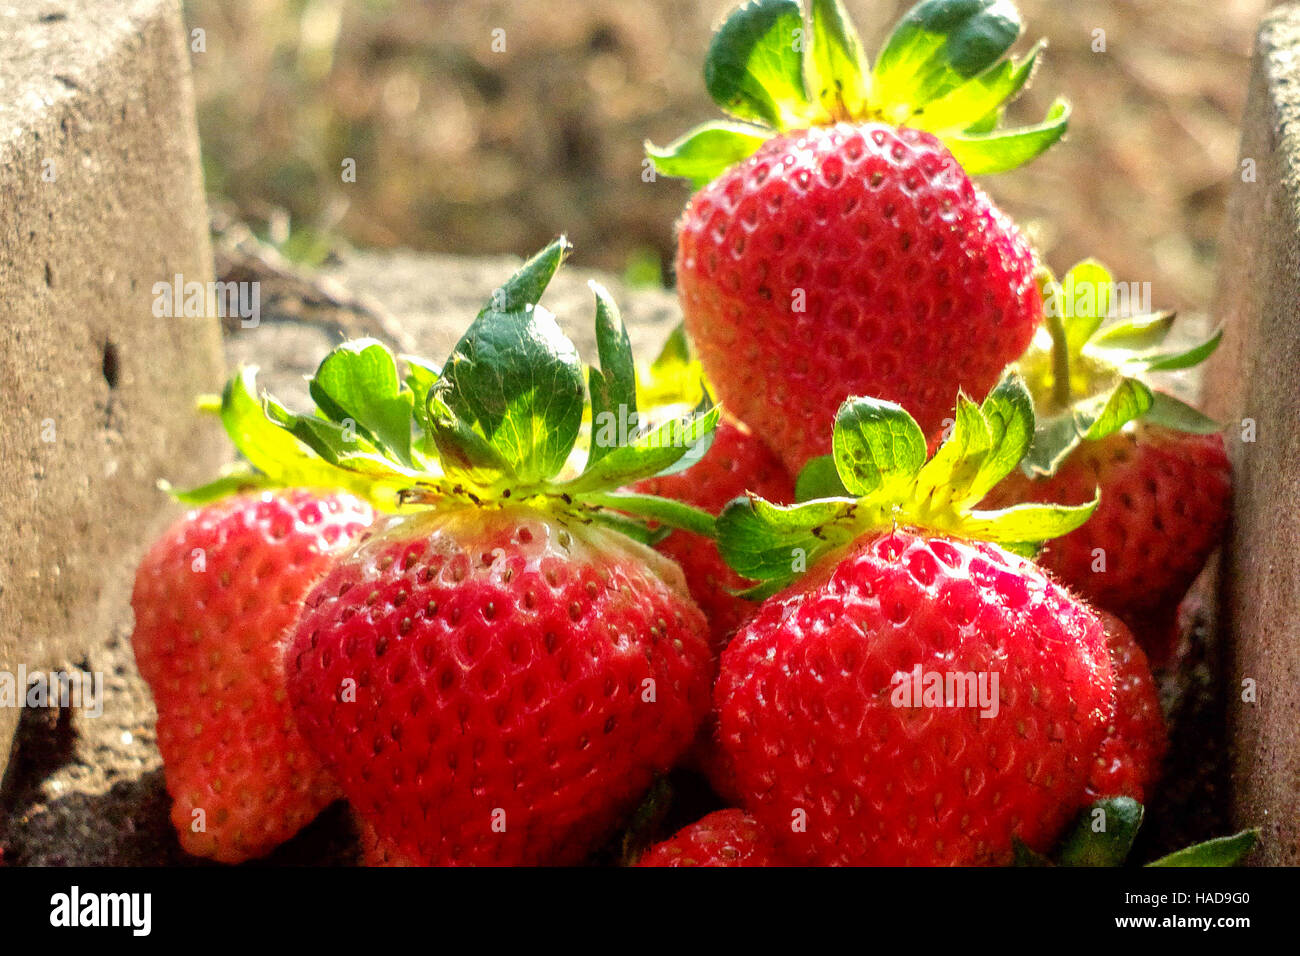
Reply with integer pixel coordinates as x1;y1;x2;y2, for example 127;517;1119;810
985;425;1231;635
634;419;794;652
635;809;784;867
131;489;375;863
287;506;713;866
1083;612;1167;805
677;122;1041;475
716;530;1114;866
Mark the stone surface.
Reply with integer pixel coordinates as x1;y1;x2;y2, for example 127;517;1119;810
0;0;226;782
0;247;679;865
1205;2;1300;866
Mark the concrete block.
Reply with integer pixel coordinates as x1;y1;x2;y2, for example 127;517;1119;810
1206;1;1300;866
0;0;225;782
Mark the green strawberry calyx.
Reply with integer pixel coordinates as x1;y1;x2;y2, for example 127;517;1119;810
716;374;1097;599
647;0;1068;189
172;237;721;546
1015;259;1225;478
1015;797;1260;868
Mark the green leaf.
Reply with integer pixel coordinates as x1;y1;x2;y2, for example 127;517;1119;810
431;303;585;484
485;237;570;315
1136;327;1223;372
587;491;717;538
795;454;849;501
645;122;771;189
1141;391;1224;434
945;97;1069;175
1021;412;1083;477
1057;798;1144;867
403;354;441;446
1077;377;1154;441
1146;830;1259;868
915;394;992;506
168;465;271;505
1019;377;1156;479
1087;311;1177;352
716;377;1095;590
705;0;810;130
806;0;871;120
716;495;857;594
309;339;416;467
587;281;638;467
263;394;413;478
831;397;928;497
218;367;389;492
638;324;707;410
965;373;1035;501
426;391;516;476
567;404;722;495
1059;259;1115;356
651;390;719;478
962;497;1098;543
653;323;692;371
912;40;1040;133
872;0;1023;115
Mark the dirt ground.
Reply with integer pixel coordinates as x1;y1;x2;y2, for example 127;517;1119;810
186;0;1269;314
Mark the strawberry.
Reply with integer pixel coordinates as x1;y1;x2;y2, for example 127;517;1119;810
713;376;1114;865
131;488;374;862
635;809;785;867
178;240;721;865
990;428;1229;631
1083;612;1166;806
290;505;710;865
634;416;794;651
649;0;1067;475
982;260;1231;645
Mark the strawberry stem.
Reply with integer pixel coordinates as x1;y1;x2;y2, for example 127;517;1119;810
1045;308;1072;408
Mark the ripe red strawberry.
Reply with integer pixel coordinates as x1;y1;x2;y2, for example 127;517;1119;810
677;128;1040;476
183;240;722;866
718;531;1112;865
987;426;1230;629
651;0;1067;475
131;488;374;862
634;418;794;651
288;506;712;865
635;809;784;867
983;260;1231;649
1083;612;1167;805
713;378;1113;865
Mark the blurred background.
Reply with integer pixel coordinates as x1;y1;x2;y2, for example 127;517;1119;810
185;0;1270;313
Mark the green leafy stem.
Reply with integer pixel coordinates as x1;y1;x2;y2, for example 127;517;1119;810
649;0;1069;188
173;238;720;545
1016;260;1225;477
716;373;1097;598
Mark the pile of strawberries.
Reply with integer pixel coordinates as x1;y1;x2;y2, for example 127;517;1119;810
130;0;1255;866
